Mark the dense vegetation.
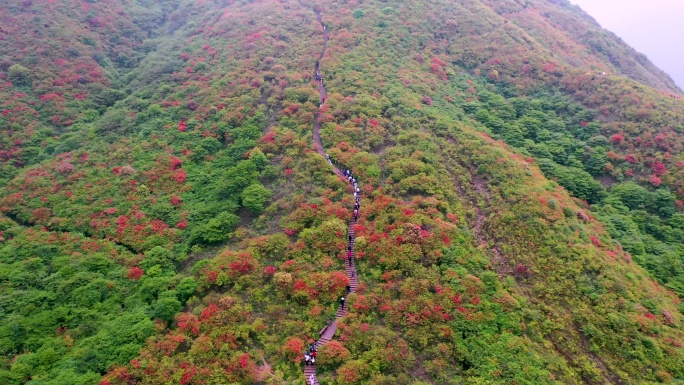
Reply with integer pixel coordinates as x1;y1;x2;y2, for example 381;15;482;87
1;0;683;384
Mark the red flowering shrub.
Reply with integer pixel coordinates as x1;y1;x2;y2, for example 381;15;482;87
590;236;602;247
170;195;182;205
609;133;624;144
176;313;200;335
652;161;666;176
649;175;662;186
282;337;304;362
281;259;295;270
127;267;143;280
317;340;351;368
228;253;255;275
200;303;220;320
172;169;187;183
55;161;74;174
170;156;183;170
207;271;218;282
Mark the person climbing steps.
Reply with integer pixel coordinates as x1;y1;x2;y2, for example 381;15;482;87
303;9;367;385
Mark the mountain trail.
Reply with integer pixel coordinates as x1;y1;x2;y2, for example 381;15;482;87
301;9;362;385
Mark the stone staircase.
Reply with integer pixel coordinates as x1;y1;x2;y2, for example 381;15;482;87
302;9;363;385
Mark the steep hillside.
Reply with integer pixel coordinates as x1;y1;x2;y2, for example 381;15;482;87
480;0;680;93
1;0;683;384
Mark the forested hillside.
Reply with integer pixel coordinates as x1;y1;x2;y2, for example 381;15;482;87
1;0;683;384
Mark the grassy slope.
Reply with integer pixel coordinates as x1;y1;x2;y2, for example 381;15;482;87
0;0;683;384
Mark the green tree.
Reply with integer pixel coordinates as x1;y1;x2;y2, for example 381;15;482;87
248;147;269;170
94;108;134;138
176;277;197;302
141;246;175;272
8;64;30;85
538;158;606;203
192;137;222;162
153;291;182;322
194;212;240;244
241;183;272;214
648;188;677;218
218;160;258;199
610;182;649;210
584;146;609;175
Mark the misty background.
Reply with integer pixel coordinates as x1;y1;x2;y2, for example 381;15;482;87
570;0;684;91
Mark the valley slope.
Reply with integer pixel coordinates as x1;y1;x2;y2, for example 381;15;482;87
0;0;683;384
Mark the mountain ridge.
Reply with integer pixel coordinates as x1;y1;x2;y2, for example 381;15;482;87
1;0;684;384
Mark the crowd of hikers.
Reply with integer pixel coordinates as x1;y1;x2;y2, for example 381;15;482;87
304;19;360;381
303;167;360;368
304;342;317;366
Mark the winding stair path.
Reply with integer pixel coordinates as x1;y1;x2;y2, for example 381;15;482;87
303;10;360;385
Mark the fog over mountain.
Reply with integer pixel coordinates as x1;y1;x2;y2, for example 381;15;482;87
2;0;684;384
571;0;684;90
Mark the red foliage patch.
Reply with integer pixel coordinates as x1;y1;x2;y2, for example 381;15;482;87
176;313;200;335
180;366;196;385
609;133;624;144
542;62;556;72
200;303;220;320
169;156;183;170
652;161;666;177
203;268;217;282
281;260;295;270
229;253;255;275
282;337;305;362
649;175;662;187
172;169;187;183
127;267;143;280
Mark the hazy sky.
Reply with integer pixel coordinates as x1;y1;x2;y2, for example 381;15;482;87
570;0;684;90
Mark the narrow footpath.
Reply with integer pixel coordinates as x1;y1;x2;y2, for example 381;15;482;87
303;10;361;385
312;10;335;174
